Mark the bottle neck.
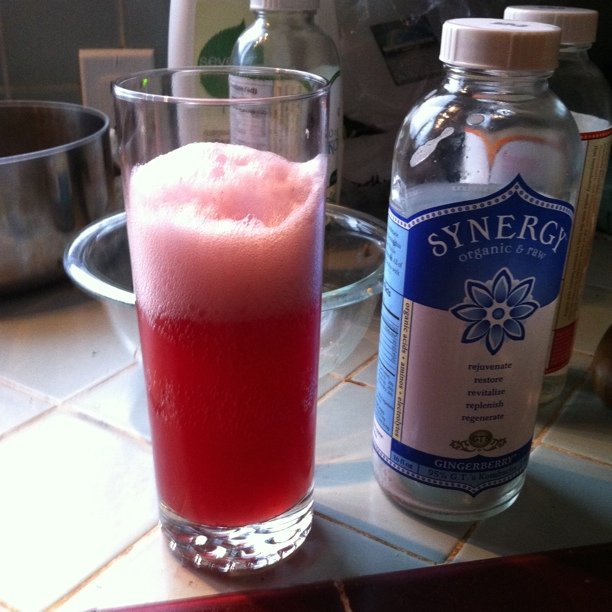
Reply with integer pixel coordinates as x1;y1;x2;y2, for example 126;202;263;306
254;9;316;27
444;65;553;100
559;43;592;55
558;43;593;64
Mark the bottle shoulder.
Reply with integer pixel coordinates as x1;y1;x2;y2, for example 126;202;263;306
401;85;578;145
391;85;582;215
231;17;340;70
549;62;611;122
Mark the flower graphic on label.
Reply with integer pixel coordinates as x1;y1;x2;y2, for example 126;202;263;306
450;268;539;355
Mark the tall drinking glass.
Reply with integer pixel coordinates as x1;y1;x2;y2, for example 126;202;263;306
113;67;329;573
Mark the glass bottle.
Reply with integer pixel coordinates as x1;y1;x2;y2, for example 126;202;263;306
504;6;612;404
372;18;582;522
231;0;342;202
167;0;253;68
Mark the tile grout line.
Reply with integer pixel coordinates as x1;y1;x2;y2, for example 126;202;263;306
317;377;350;403
59;359;140;406
347;353;378;386
317;351;378;402
443;522;479;564
0;403;59;444
67;407;152;451
334;580;354;612
0;374;59;404
537;440;612;469
0;594;19;612
313;510;437;566
532;377;585;448
48;524;160;611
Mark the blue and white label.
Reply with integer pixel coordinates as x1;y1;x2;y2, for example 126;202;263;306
374;176;573;496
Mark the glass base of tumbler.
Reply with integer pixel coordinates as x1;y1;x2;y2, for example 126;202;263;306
160;492;313;573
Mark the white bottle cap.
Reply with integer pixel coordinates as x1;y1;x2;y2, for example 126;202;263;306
439;18;562;71
504;6;598;45
250;0;319;10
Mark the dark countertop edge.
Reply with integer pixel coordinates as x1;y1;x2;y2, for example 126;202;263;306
100;541;612;612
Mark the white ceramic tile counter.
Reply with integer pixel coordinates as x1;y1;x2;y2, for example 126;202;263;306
1;236;612;612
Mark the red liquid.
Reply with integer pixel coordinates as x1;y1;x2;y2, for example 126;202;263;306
127;142;326;527
138;303;320;527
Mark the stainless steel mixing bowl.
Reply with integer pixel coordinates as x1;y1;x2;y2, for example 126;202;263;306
0;100;116;293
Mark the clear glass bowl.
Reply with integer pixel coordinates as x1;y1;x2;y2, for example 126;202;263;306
64;204;385;378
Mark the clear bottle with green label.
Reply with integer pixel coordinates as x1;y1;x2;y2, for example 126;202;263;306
504;6;612;404
230;0;342;202
168;0;253;69
372;18;582;522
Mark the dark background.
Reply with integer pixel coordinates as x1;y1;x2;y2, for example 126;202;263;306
0;0;608;104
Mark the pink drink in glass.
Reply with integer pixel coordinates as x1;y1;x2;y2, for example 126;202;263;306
127;142;325;527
